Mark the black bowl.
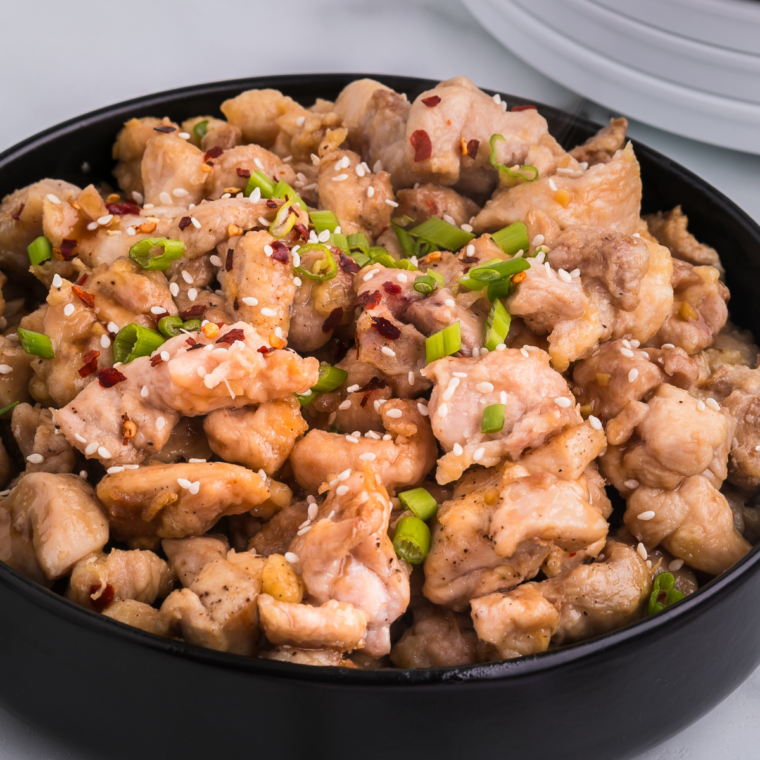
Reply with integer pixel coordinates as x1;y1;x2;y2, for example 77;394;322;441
1;74;759;760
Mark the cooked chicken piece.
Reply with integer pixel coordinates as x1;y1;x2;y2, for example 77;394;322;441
547;226;650;311
102;599;172;636
0;439;12;490
427;348;581;484
569;117;628;167
222;231;296;338
12;403;75;475
604;401;650;447
354;262;427;320
0;335;34;410
652;260;728;354
644;205;722;270
141;132;207;208
181;116;243;151
273;103;345;166
162;536;229;587
290;399;436;493
162;550;265;655
146;417;213;464
703;323;758;371
2;473;108;579
0;179;81;274
258;595;368;652
471;584;560;660
572;339;698;421
66;548;173;611
396;183;480;227
612;238;674;344
0;505;48;585
97;461;279;540
645;544;699;596
250;501;309;556
334;78;392;138
626;476;750;575
266;646;351;667
203;144;296;199
601;384;730;493
423;489;549;611
112;117;178;197
220;88;301;147
317;149;394;237
204;397;308;475
474;143;642;236
289;467;410;657
57;322;318;465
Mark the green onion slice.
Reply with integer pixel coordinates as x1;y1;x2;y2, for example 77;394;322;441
309;209;340;233
330;232;349;253
491;222;529;256
481;404;506;434
295;244;338;281
27;236;53;266
486;276;512;303
409;217;474;252
648;572;685;615
311;364;348;393
426;321;461;364
393;223;417;258
17;328;54;359
158;315;184;338
468;257;530;283
350;251;371;268
295;390;317;407
413;275;438;294
273;180;306;211
182;319;202;332
129;238;185;271
394;258;418;271
483;298;511;351
0;401;20;417
269;204;297;239
489;134;539;183
426;269;446;287
398;488;438;521
193;119;209;140
244;170;276;199
347;232;371;255
393;515;431;564
113;324;166;364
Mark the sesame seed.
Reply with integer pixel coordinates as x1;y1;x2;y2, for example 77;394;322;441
107;322;119;334
397;273;408;283
638;511;655;521
531;234;544;247
381;346;396;357
473;447;485;462
168;282;179;298
338;469;352;481
307;503;318;521
260;307;277;317
500;391;507;404
189;481;200;495
628;368;639;383
472;348;480;358
132;191;144;204
622;339;631;348
706;398;720;411
360;453;377;462
461;224;473;232
294;277;302;286
366;186;375;198
188;458;206;464
355;164;366;177
336;485;349;496
697;400;706;411
52;274;63;288
444;298;456;308
385;199;399;208
533;251;546;265
346;435;359;443
661;343;675;349
159;192;173;205
241;296;259;307
386;408;402;419
149;306;165;315
438;403;448;418
363;270;378;282
589;415;602;430
558;269;571;283
620;347;634;358
630;340;640;348
332;173;348;182
187;288;198;301
338;399;352;411
382;434;392;441
453;442;463;456
98;447;112;459
254;158;264;170
60;303;76;318
292;252;301;267
87;222;98;231
520;347;530;359
177;478;191;489
624;479;640;489
544;262;552;277
141;386;149;398
492;93;502;104
417;402;429;416
317;229;330;243
75;433;87;443
476;381;494;393
79;471;88;479
46;193;61;205
191;217;201;229
570;268;580;278
156;417;166;431
274;326;283;339
178;132;190;139
26;453;44;464
85;442;98;456
209;255;222;267
637;543;648;561
554;397;571;408
285;552;299;564
408;370;415;385
346;384;360;393
669;559;684;571
0;365;12;375
249;187;262;203
172;188;188;197
107;466;125;474
548;179;558;192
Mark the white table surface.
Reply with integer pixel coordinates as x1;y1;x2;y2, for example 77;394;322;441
1;1;759;757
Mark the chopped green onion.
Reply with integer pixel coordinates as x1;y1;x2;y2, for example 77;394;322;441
182;319;202;332
158;316;184;338
426;269;446;288
272;181;306;211
347;232;370;255
458;258;502;291
295;244;338;281
648;572;685;615
469;257;530;283
309;209;340;233
269;204;297;239
391;214;415;228
483;298;511;351
350;251;371;268
410;217;474;252
413;275;438;294
415;237;433;258
27;236;52;266
330;232;349;252
398;488;438;521
491;222;529;256
425;321;461;364
244;170;276;199
193;119;209;140
129;238;185;271
113;324;166;364
487;277;512;302
394;258;418;271
17;328;54;359
311;364;348;393
393;223;417;257
368;251;397;269
0;401;20;417
393;515;431;564
489;134;539;183
481;404;506;434
295;391;317;407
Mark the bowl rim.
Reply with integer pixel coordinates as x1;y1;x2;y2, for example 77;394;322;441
2;72;760;687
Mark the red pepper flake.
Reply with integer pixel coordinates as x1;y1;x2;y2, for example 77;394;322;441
236;168;251;178
426;200;438;215
179;304;207;320
216;328;245;345
11;204;24;221
226;248;234;271
294;223;309;240
358;376;387;407
72;285;95;309
257;345;275;355
150;354;164;367
203;146;224;162
466;139;479;160
60;239;78;259
178;216;192;231
233;297;240;311
382;281;402;295
76;273;89;287
97;367;127;388
351;289;381;311
421;95;441;108
185;337;197;347
265;199;278;209
322;307;344;333
89;583;115;612
371;316;401;340
410;130;432;162
187;343;204;351
106;201;141;216
339;253;360;274
78;349;100;378
271;241;289;263
153;125;176;133
512;104;537;112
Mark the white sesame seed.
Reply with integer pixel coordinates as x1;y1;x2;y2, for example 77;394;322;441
453;442;464;456
159;192;173;205
107;322;119;334
285;552;300;565
397;273;408;283
150;306;165;315
143;204;154;209
554;397;571;408
520;348;530;358
438;403;448;418
637;543;648;561
531;234;544;247
346;435;359;443
381;434;391;441
548;179;558;192
46;193;61;205
26;453;44;464
473;447;485;462
132;191;144;204
472;348;480;358
461;224;473;233
624;479;640;489
444;298;456;308
87;222;98;231
241;296;259;307
336;485;349;496
589;415;602;431
476;382;494;393
417;402;429;417
177;478;191;489
638;511;656;521
78;470;88;480
558;269;571;283
293;277;302;287
544;262;553;277
443;215;456;226
156;417;166;431
97;214;114;226
172;188;188;197
337;400;352;412
191;217;201;229
363;270;378;282
492;93;501;104
338;468;352;481
292;252;301;267
366;186;375;198
669;559;685;572
274;326;284;339
178;131;190;139
661;343;675;349
385;199;399;208
97;447;112;459
697;400;706;411
381;346;396;357
107;466;125;475
260;307;277;317
452;372;467;379
209;255;222;268
346;384;360;393
187;288;198;302
620;347;634;358
253;157;265;170
500;391;507;405
188;458;206;464
141;386;148;398
52;273;63;288
355;164;366;177
168;282;179;297
75;433;87;444
407;370;415;386
317;229;330;243
360;452;377;462
386;408;403;419
332;173;348;182
85;442;98;456
706;398;720;411
156;352;169;364
62;303;76;318
189;481;200;495
533;251;546;265
0;365;12;375
628;368;639;383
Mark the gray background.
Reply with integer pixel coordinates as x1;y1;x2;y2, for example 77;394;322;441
1;1;759;757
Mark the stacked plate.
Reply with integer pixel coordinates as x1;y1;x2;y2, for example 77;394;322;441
462;0;760;153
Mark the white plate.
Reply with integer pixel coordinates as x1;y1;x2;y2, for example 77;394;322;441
462;0;760;153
